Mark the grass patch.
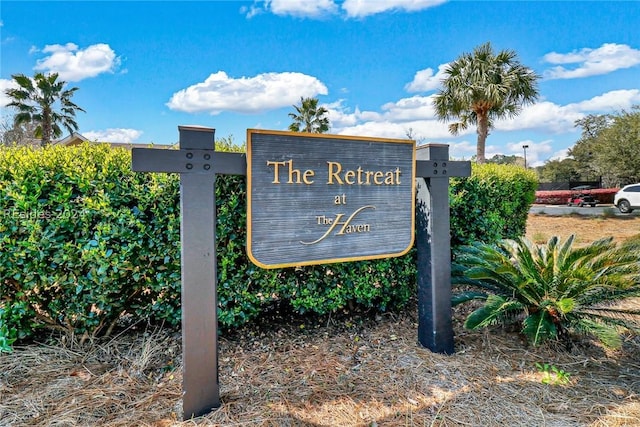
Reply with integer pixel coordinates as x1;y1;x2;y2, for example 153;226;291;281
531;231;548;244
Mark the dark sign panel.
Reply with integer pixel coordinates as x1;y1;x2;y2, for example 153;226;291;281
247;129;415;268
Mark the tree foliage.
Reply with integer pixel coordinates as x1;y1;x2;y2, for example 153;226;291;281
288;97;330;133
593;107;640;186
4;73;85;146
536;107;640;186
433;42;539;164
566;113;613;184
537;158;582;183
0;114;38;146
486;154;521;166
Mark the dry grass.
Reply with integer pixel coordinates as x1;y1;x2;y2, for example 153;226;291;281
525;212;640;246
1;214;639;427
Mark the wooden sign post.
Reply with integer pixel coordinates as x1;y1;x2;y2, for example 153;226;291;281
132;126;246;419
415;144;468;353
132;126;469;420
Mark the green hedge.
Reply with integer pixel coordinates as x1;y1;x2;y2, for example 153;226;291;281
0;144;182;346
449;163;538;247
0;144;415;349
0;144;536;350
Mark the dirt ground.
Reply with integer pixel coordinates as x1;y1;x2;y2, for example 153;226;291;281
526;211;640;246
1;213;639;427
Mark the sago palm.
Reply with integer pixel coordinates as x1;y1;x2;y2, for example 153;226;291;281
288;96;330;133
452;235;640;349
433;42;539;163
4;72;85;146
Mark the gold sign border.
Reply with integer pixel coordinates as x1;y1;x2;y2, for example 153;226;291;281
247;128;416;269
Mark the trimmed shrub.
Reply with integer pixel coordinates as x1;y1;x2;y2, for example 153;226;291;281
0;144;182;343
0;144;415;346
449;164;537;247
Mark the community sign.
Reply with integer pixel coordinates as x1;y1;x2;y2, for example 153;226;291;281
247;129;416;268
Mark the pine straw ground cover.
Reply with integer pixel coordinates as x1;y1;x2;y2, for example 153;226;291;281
1;213;639;427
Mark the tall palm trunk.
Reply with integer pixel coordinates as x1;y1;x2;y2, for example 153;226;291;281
41;106;53;146
476;113;490;164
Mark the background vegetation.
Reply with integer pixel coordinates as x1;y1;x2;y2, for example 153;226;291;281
529;107;640;187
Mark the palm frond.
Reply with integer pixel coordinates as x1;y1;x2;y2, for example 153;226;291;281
570;318;625;349
576;306;640;326
4;73;84;145
522;311;557;346
451;291;487;306
454;234;640;348
464;294;524;329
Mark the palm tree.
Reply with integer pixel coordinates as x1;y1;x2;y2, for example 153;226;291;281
452;235;640;349
4;73;85;146
288;97;330;133
433;42;539;163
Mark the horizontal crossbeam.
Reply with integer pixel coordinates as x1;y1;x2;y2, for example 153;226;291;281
132;148;468;179
131;148;246;175
416;160;470;178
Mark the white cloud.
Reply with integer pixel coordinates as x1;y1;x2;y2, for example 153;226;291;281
330;90;605;143
328;86;640;148
268;0;338;17
548;148;571;162
495;89;640;135
452;140;555;164
244;0;338;18
342;0;447;18
380;95;437;121
506;139;552;156
543;43;640;80
334;120;415;139
447;139;476;160
245;0;447;19
33;43;121;82
0;79;19;107
570;89;640;111
496;101;584;134
330;95;454;140
83;128;143;143
240;3;263;18
167;71;328;114
405;64;449;92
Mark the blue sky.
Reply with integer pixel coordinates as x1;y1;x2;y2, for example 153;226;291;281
1;1;639;166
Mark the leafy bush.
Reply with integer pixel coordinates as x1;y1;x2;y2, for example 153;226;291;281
452;235;640;348
0;144;182;343
0;143;415;347
215;172;416;325
449;164;537;247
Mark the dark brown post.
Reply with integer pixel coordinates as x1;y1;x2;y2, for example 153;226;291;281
415;144;470;354
132;126;247;419
176;126;220;418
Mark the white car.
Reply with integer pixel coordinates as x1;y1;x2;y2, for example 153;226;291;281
614;184;640;213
